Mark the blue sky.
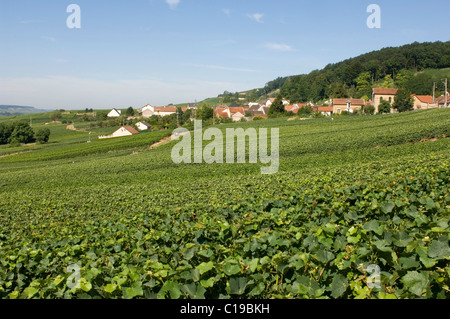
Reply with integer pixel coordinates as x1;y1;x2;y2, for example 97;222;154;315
0;0;448;110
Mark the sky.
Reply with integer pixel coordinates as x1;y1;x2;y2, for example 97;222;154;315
0;0;449;110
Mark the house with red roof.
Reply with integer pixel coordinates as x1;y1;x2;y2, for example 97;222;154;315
372;88;398;113
99;126;140;139
315;106;333;116
411;95;436;110
332;98;365;114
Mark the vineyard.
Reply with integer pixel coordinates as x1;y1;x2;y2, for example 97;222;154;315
0;109;449;299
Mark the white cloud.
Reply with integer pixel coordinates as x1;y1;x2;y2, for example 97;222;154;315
264;42;293;52
165;0;180;10
247;13;264;23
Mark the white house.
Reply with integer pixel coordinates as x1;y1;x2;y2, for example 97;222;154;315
231;112;245;122
265;98;290;108
140;104;154;112
153;106;177;117
99;126;140;139
107;108;122;118
136;121;152;131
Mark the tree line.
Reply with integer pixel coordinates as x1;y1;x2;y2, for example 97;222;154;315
0;121;50;146
279;41;450;103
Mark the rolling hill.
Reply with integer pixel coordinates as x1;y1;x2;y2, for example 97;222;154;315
0;105;50;117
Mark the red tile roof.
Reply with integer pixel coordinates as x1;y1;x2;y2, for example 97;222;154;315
317;106;333;112
412;95;433;104
229;107;245;114
332;98;365;106
373;88;399;95
123;126;140;135
154;106;177;113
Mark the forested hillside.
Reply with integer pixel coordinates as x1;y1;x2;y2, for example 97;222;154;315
280;41;450;103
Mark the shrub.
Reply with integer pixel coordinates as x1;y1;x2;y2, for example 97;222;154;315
364;105;375;115
35;128;51;144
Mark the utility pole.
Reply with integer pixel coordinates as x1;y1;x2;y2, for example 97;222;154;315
445;78;448;108
432;82;436;104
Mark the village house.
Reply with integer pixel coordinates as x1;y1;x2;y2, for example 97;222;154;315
107;108;122;118
263;97;290;108
315;106;333;116
214;105;246;122
436;94;450;108
332;98;365;114
154;106;177;117
372;88;398;113
99;126;140;139
135;121;152;131
411;95;436;110
285;104;300;114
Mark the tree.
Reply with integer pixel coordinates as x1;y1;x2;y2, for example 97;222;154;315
196;102;213;121
364;105;375;115
378;100;391;114
382;74;394;88
35;128;51;144
50;110;62;121
355;72;372;98
126;107;135;116
394;69;413;88
0;122;13;145
267;94;286;118
9;122;35;144
392;88;414;112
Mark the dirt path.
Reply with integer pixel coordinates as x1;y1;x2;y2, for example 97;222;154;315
147;131;189;150
147;135;173;150
0;151;32;158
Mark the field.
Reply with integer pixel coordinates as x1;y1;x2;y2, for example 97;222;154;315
0;109;449;299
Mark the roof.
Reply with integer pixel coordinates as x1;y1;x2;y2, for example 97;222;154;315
215;109;230;118
436;94;450;104
109;108;122;114
317;106;333;112
123;126;139;135
285;104;299;112
373;88;399;95
137;121;152;127
154;106;177;113
229;107;245;114
412;95;434;104
332;98;365;106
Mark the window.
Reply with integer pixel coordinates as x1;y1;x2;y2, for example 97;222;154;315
337;108;341;114
380;97;383;102
389;97;392;103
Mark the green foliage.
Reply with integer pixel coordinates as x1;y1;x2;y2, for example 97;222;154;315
8;122;35;144
196;103;214;121
364;105;375;115
35;128;51;144
125;107;135;117
378;100;392;114
280;41;450;102
0;109;449;299
267;95;286;118
393;88;414;112
50;110;62;122
0;122;14;145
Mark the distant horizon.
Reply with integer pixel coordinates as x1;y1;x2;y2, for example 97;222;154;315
1;0;449;109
